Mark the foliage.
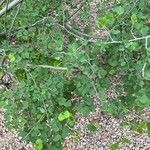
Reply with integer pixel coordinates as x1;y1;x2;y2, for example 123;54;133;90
110;137;131;150
0;0;150;149
87;123;98;132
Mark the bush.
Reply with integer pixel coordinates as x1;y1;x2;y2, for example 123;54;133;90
0;0;150;149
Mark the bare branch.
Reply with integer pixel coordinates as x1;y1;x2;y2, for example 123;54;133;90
142;62;146;78
0;0;22;17
27;64;68;71
105;35;150;44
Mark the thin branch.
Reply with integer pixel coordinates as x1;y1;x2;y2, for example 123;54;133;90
18;16;49;30
130;24;136;39
142;62;146;78
26;64;68;71
24;115;44;140
145;37;148;50
141;37;149;78
0;0;22;17
85;53;100;99
105;35;150;44
129;35;150;42
0;16;49;35
65;2;85;23
9;2;22;33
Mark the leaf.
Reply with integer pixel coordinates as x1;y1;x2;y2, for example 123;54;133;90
53;134;62;142
8;53;15;62
77;105;91;116
110;143;119;150
121;138;131;144
147;123;150;137
22;101;28;109
131;14;138;23
39;107;45;114
98;13;114;27
136;123;146;134
114;6;124;15
35;139;43;150
87;123;97;132
108;57;118;67
138;94;150;105
58;111;71;121
51;121;60;132
57;98;71;107
62;127;69;138
145;70;150;80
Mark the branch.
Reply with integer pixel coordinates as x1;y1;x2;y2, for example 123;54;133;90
9;2;22;33
142;62;146;78
0;0;6;7
27;64;68;71
105;35;150;44
0;16;49;35
65;2;85;22
0;0;22;17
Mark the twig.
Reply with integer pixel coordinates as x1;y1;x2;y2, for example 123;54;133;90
85;53;100;99
26;64;68;71
0;0;22;17
9;2;22;33
142;62;146;78
129;35;150;42
65;2;85;22
105;35;150;44
141;37;149;78
42;100;51;126
130;24;136;39
24;115;44;140
0;16;49;35
3;0;9;40
145;37;148;50
16;16;49;30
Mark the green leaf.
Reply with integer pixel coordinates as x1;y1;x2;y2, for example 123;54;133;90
108;57;118;67
58;111;71;121
131;14;138;23
53;134;62;142
22;101;28;109
62;127;70;138
138;94;150;105
77;105;91;116
110;143;119;150
136;123;146;134
35;139;43;150
120;61;126;66
87;123;97;132
98;13;114;27
121;138;131;144
8;53;15;62
114;6;125;15
57;98;71;107
147;123;150;137
145;70;150;80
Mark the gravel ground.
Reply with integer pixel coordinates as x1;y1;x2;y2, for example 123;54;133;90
63;100;150;150
0;109;34;150
63;75;150;150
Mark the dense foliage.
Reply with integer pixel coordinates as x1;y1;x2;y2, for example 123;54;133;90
0;0;150;149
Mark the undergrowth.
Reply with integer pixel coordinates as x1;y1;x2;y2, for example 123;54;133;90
0;0;150;149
